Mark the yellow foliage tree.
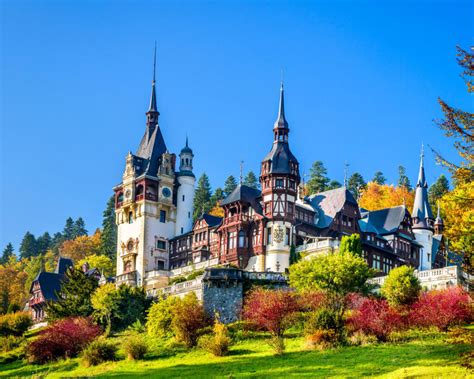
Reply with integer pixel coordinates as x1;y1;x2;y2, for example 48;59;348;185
208;204;224;218
60;230;101;263
0;257;29;312
359;182;414;211
77;254;115;277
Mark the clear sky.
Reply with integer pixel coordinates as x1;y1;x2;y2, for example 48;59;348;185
1;0;472;251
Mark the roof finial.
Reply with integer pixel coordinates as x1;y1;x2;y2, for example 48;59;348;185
420;143;424;165
153;40;157;84
147;42;158;114
274;78;288;130
240;160;244;185
186;134;189;148
344;161;349;187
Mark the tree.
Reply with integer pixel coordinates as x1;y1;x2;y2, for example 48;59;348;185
209;187;224;208
243;171;259;190
100;196;117;261
19;232;37;259
327;180;342;190
24;256;44;295
372;171;386;185
397;166;412;190
36;232;52;255
73;217;88;239
77;254;115;277
347;173;366;199
208;205;224;218
339;234;362;256
193;173;212;220
91;283;119;335
62;217;75;241
428;174;450;206
51;232;64;255
380;266;421;307
306;161;330;195
0;259;28;313
289;250;374;296
223;175;237;197
359;182;415;211
47;267;99;320
0;243;15;265
146;296;179;338
60;230;101;262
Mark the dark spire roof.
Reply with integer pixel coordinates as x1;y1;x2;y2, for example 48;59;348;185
435;201;444;225
180;136;193;154
412;145;434;229
148;42;159;114
274;81;288;130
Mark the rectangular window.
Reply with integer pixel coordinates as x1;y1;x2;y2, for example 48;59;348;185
188;212;191;219
285;227;290;245
267;227;272;244
156;240;166;250
275;179;284;188
160;210;166;223
182;195;185;201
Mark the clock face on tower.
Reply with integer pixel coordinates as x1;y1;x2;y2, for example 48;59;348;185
125;189;132;199
162;187;171;198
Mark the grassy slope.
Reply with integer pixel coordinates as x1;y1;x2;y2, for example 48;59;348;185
0;334;472;378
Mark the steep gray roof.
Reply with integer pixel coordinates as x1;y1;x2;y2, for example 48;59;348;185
306;187;358;228
262;142;299;175
412;148;434;228
55;257;73;275
358;205;410;235
200;214;222;227
135;126;167;177
31;272;63;301
221;184;263;214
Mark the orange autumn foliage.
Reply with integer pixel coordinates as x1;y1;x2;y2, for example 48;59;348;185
208;205;224;218
359;182;414;211
59;230;101;263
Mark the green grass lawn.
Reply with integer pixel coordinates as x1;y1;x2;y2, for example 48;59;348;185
0;332;472;378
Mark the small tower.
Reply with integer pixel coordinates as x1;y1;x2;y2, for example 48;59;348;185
412;145;435;271
434;202;444;235
259;81;300;273
176;137;195;235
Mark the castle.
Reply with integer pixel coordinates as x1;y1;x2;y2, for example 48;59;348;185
114;60;447;293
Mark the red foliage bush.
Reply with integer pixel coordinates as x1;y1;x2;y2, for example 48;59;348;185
409;287;472;331
27;317;101;364
347;297;405;341
345;292;367;310
298;291;327;312
243;289;299;337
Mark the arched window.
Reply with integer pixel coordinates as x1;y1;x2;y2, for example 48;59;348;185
124;260;132;273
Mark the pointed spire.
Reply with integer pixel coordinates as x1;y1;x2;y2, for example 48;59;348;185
147;42;159;114
435;201;444;224
274;80;288;129
412;144;434;228
416;143;427;187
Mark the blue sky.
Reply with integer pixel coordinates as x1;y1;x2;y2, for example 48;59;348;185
1;0;472;251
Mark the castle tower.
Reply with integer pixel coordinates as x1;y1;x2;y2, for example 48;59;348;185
114;49;177;289
411;145;435;271
434;202;444;235
176;137;195;235
259;81;300;272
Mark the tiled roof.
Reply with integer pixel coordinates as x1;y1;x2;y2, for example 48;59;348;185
221;184;263;214
358;205;409;235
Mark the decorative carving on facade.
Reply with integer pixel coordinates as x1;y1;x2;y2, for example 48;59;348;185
273;224;284;244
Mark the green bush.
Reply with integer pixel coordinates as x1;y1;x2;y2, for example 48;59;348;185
268;335;285;355
123;335;148;360
81;339;117;367
0;312;32;336
169;276;187;285
186;269;205;281
198;320;231;356
146;296;179;338
0;335;25;352
381;266;421;307
128;320;145;334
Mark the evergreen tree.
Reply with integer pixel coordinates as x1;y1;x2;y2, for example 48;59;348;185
73;217;88;238
0;243;15;265
327;180;342;190
428;174;450;206
243;171;259;190
47;267;99;320
306;161;330;195
36;232;52;255
62;217;75;241
193;173;212;220
223;175;237;197
19;232;38;259
372;171;386;185
51;232;64;255
348;173;366;199
397;166;412;190
210;187;224;207
100;196;117;261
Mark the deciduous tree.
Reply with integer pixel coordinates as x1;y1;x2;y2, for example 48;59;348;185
60;230;101;262
359;182;414;211
77;254;114;277
339;234;362;256
381;266;421;307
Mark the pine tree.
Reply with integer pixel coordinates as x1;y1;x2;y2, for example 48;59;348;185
0;243;15;265
210;187;224;207
47;267;99;320
51;232;64;255
306;161;330;195
243;171;259;190
193;173;212;220
73;217;88;238
372;171;386;185
19;232;38;259
348;173;366;199
327;180;342;190
428;174;450;206
398;166;412;190
223;175;237;197
63;217;75;241
100;196;117;261
36;232;52;255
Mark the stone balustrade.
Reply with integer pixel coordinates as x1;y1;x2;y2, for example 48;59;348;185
295;238;340;254
170;257;219;277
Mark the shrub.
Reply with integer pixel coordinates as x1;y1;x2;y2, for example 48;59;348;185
381;266;421;307
146;296;179;338
123;334;148;360
169;276;187;285
348;331;377;346
0;312;32;336
268;336;285;355
81;339;117;367
0;335;25;352
128;320;145;334
409;287;472;331
198;319;231;357
186;269;205;281
26;317;101;364
445;326;474;345
304;307;346;345
171;293;209;348
306;329;340;350
298;291;327;312
347;297;405;341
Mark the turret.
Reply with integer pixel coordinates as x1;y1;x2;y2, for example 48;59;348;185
176;138;195;235
434;202;444;235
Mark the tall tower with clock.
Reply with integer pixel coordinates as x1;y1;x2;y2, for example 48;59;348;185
259;82;300;272
114;53;192;289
